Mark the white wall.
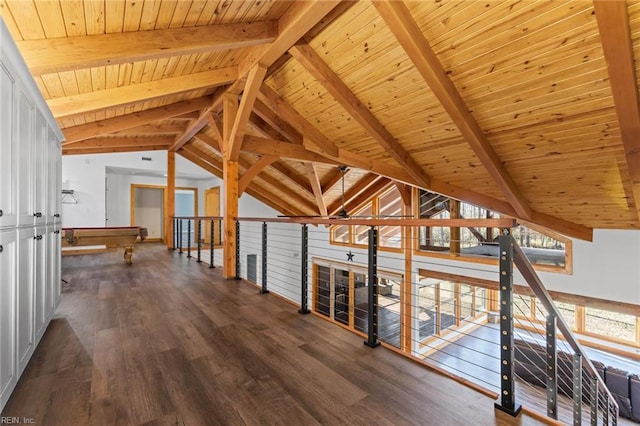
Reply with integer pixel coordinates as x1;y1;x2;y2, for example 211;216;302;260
63;151;219;227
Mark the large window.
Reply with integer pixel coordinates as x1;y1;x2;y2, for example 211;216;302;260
513;294;640;347
417;189;571;273
417;277;489;342
329;186;404;250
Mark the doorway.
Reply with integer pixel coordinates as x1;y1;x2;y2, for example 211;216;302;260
130;185;197;244
204;187;221;245
132;186;164;241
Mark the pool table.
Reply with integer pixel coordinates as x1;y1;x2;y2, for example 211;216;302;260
62;226;148;264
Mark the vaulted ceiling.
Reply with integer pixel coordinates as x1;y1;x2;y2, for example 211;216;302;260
2;0;640;241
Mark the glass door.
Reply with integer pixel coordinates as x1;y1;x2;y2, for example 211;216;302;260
333;269;349;326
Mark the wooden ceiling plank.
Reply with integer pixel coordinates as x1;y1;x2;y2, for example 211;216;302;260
50;67;237;119
593;0;640;219
372;0;531;220
257;84;338;156
228;63;268;161
62;96;212;144
304;162;328;216
239;155;279;194
288;42;431;190
18;21;278;75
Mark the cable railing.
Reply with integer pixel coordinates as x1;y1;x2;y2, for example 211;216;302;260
172;216;223;267
171;216;623;424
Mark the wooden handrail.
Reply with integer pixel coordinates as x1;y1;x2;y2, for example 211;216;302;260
512;237;618;413
172;216;223;220
236;217;517;228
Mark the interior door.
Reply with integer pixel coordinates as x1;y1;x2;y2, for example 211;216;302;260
204;187;220;244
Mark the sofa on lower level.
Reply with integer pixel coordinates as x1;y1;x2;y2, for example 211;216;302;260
513;339;640;423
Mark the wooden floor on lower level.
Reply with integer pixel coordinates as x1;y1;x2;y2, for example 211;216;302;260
2;243;545;425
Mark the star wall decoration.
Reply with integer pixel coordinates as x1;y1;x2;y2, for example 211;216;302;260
346;250;354;262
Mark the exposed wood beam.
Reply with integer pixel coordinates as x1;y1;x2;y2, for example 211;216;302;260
63;144;170;156
18;21;277;76
372;1;531;220
113;123;186;135
593;0;640;219
236;158;318;214
341;178;392;217
253;99;303;144
228;64;268;161
238;1;341;77
62;136;174;152
180;147;297;216
394;182;412;208
181;145;223;175
289;42;431;189
243;135;592;241
269;162;313;195
62;96;212;144
49;68;237;120
258;84;337;156
239;155;278;195
304;163;328;216
328;173;382;216
322;167;348;194
206;113;223;151
249;113;290;141
173;112;201;121
243;136;341;166
166;151;176;248
242;135;414;184
193;134;221;155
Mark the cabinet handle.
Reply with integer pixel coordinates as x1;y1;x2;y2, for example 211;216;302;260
34;235;43;240
0;245;3;253
54;230;60;234
54;213;60;218
0;209;3;217
33;212;42;218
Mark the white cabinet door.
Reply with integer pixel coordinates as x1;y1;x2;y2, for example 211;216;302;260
34;226;47;343
48;226;61;316
15;227;34;376
0;59;16;229
0;230;17;410
15;90;34;227
48;137;61;224
33;111;47;226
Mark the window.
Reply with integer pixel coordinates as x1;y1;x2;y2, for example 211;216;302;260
585;307;636;344
416;189;571;273
329;186;404;251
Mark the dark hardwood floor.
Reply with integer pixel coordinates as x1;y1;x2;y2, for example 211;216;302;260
2;243;545;425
